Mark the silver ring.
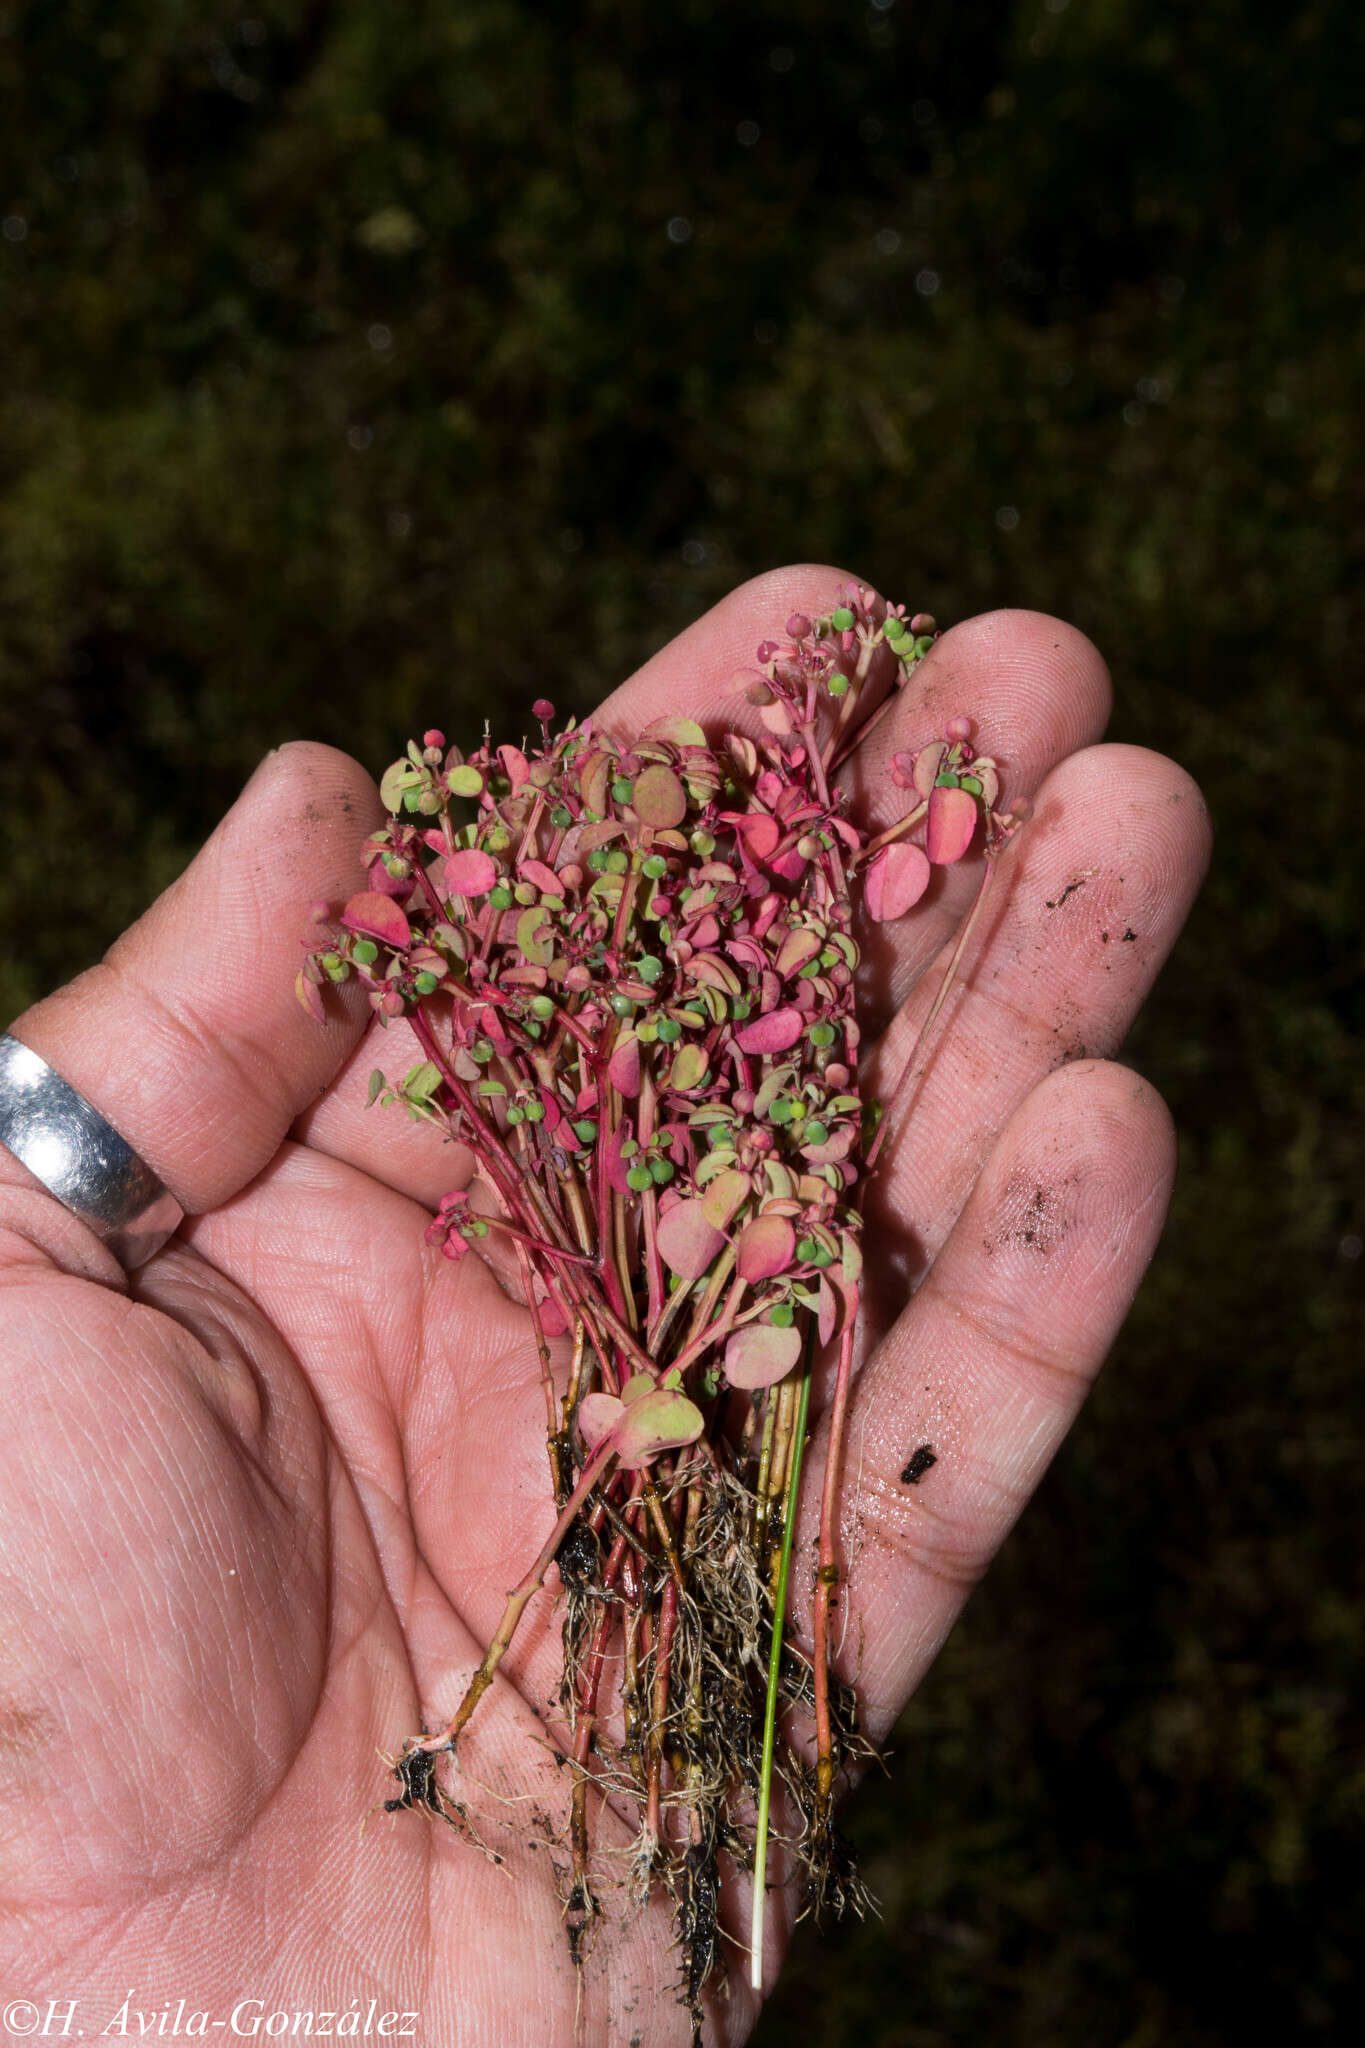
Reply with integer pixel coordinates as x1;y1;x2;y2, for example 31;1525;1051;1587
0;1033;184;1267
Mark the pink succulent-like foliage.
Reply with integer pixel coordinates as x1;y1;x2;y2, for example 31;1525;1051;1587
299;585;1026;2011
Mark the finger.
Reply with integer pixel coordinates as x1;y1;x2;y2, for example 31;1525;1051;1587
844;609;1113;1036
795;1057;1176;1739
292;1011;476;1211
594;561;862;737
857;743;1211;1344
1;743;382;1230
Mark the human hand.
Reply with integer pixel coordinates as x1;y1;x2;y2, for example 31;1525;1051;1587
0;570;1208;2045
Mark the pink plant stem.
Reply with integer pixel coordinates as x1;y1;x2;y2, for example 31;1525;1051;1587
641;1185;665;1330
573;1285;658;1388
595;1074;635;1329
669;1272;748;1379
415;1432;620;1754
408;1005;564;1244
812;1302;858;1805
647;1574;679;1844
413;857;449;924
573;1534;626;1768
514;1237;561;1459
548;1003;601;1059
821;666;870;768
637;1069;667;1329
827;664;907;775
799;721;847;896
669;1242;738;1360
611;859;642;954
642;1476;686;1593
479;1213;598;1269
851;798;929;870
866;856;996;1173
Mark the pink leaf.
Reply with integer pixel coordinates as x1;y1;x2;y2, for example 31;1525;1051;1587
736;1214;796;1283
801;1126;855;1166
817;1276;839;1347
442;849;498;897
735;1007;804;1056
926;785;979;865
699;1168;749;1229
725;732;758;778
724;1322;803;1390
864;841;932;921
367;857;411;900
518;857;563;896
632;763;689;829
608;1030;642;1097
340;892;412;949
727;935;768;973
577;1392;625;1453
752;894;781;939
689;952;742;997
578;750;611;816
537;1089;563;1132
656;1199;725;1282
498;744;530;788
774;926;822;977
576;819;626;855
734;813;780;861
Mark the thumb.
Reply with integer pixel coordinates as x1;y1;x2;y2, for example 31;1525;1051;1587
0;743;381;1262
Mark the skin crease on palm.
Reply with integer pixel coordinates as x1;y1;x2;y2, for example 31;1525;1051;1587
0;567;1209;2046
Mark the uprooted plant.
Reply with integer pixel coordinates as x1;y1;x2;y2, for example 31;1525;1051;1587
298;587;1025;2031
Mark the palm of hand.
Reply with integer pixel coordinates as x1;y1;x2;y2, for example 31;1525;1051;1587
0;574;1208;2046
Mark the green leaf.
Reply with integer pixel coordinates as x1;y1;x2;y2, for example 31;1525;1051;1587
641;714;707;748
516;905;554;966
380;759;423;812
402;1061;442;1103
668;1041;709;1091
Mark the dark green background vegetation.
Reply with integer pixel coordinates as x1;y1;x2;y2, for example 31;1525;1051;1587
1;1;1360;2039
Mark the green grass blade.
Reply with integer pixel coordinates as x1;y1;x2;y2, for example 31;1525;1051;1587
749;1331;816;1992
